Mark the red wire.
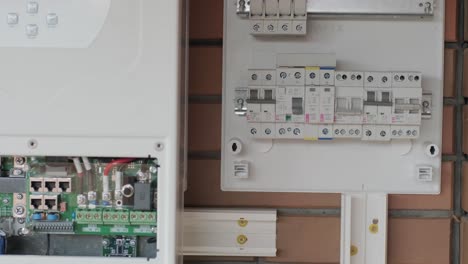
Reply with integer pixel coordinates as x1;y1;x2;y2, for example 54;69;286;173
103;158;135;176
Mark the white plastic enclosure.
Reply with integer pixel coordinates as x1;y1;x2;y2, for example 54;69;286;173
0;0;186;263
222;0;444;194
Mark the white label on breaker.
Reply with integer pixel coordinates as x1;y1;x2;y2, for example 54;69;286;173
305;86;320;123
319;86;335;123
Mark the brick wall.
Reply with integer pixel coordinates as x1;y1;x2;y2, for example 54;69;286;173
185;0;462;263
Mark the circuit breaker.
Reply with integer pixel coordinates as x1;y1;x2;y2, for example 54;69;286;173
0;1;186;263
222;0;443;194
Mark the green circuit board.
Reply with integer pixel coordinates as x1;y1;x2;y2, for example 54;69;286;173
102;236;137;257
6;157;159;237
0;194;12;217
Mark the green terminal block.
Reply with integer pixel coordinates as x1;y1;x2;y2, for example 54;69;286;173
76;209;103;224
102;210;130;225
130;211;157;225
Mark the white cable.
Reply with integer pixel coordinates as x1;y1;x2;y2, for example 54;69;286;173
103;176;109;194
82;157;92;171
72;158;83;174
115;171;123;191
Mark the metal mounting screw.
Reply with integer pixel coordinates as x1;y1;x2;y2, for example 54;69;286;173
16;193;24;200
27;139;38;149
239;0;246;9
253;24;260;32
17;218;25;224
424;2;432;13
15;206;25;215
15;157;25;165
18;227;30;236
2;198;9;205
155;142;164;151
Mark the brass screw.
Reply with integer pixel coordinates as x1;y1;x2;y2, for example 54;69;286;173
238;219;248;227
237;234;248;245
351;245;358;256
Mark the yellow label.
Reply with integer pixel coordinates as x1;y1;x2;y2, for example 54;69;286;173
305;66;320;71
350;245;358;256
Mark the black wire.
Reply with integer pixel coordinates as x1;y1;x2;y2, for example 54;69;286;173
147;237;156;244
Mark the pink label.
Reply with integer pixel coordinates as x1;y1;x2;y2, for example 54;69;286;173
306;114;310;123
320;114;324;123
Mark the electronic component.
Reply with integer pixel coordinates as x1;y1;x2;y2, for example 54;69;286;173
0;178;26;193
102;236;137;257
32;221;74;234
134;183;151;211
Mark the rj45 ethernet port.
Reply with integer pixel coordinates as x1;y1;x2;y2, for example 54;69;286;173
30;195;43;210
30;178;44;193
44;178;58;192
43;195;58;210
58;178;72;193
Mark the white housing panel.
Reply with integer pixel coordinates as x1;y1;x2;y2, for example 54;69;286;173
222;0;444;194
0;0;186;263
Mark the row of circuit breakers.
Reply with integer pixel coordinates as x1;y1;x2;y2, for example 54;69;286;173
244;65;429;141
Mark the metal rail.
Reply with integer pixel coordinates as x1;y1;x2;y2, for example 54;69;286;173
237;0;434;18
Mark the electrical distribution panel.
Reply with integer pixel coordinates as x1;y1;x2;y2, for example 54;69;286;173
0;1;186;263
222;0;444;194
